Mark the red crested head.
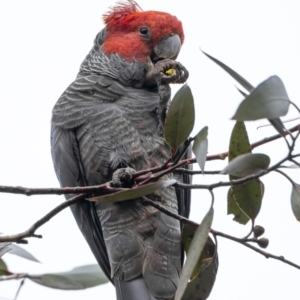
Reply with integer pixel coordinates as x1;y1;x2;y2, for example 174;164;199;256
102;1;184;62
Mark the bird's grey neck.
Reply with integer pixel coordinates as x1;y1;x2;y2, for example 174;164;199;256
78;46;148;88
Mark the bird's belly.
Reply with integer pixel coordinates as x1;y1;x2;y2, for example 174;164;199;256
95;194;181;282
97;200;159;236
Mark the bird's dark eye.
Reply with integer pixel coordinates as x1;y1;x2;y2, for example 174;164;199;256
139;27;149;35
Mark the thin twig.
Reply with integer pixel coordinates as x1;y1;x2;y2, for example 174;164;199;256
211;229;300;270
142;197;198;227
242;219;254;240
0;183;109;196
173;137;193;165
290;101;300;116
206;124;300;161
209;189;215;206
275;170;296;186
175;172;265;190
0;194;87;243
0;274;28;282
137;156;195;185
291;159;300;168
175;168;221;175
14;279;25;300
134;123;300;178
177;151;296;190
142;196;300;271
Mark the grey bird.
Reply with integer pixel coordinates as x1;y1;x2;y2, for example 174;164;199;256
51;1;191;299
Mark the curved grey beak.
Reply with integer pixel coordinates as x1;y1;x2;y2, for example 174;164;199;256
153;34;181;60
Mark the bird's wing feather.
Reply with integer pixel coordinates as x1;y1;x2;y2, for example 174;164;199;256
51;74;160;284
176;145;192;219
51;124;113;282
50;75;125;283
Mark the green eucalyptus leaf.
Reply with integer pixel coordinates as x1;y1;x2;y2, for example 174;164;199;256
232;76;290;121
227;121;263;223
90;179;176;203
192;126;208;174
221;153;270;177
228;121;251;160
291;183;300;221
227;187;250;225
164;85;195;149
0;242;11;258
201;50;254;92
285;163;300;169
182;223;216;279
235;86;249;97
9;244;40;263
182;222;198;254
175;208;213;300
29;264;108;290
230;181;264;222
268;118;286;136
0;259;8;276
181;255;218;300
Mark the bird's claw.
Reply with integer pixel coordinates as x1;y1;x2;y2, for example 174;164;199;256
152;59;189;85
111;167;136;188
174;62;189;84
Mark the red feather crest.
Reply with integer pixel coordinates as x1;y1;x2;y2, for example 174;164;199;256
103;0;143;25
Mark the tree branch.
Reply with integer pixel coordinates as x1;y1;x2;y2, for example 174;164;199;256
0;171;269;243
206;123;300;161
0;183;113;196
0;274;28;282
143;197;300;271
0;124;299;197
0;123;298;247
175;171;267;190
210;229;300;270
143;197;300;270
133;123;300;178
1;134;298;243
142;196;198;227
175;168;221;175
0;194;87;243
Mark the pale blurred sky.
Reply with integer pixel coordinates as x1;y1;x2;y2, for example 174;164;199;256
0;1;299;299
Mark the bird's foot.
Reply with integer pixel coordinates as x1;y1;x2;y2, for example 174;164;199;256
111;167;136;188
151;59;189;85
